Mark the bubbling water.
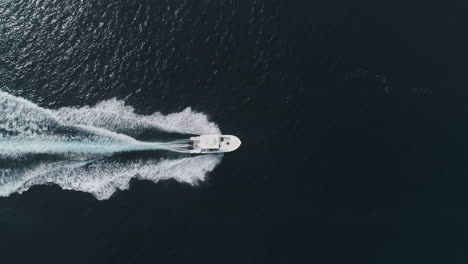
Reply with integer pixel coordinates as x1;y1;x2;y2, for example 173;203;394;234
0;90;223;200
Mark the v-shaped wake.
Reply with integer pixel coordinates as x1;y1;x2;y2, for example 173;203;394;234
0;90;222;200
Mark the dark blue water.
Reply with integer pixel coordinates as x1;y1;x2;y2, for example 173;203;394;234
1;0;468;263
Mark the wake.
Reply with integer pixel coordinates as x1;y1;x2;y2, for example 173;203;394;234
0;138;192;156
0;90;222;200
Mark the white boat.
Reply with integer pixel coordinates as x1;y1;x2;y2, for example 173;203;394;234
189;135;241;154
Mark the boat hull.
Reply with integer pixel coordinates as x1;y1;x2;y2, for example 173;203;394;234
189;135;241;154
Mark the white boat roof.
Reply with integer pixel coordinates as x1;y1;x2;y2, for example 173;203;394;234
198;135;220;149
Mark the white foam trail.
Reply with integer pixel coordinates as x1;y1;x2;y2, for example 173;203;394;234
0;90;220;140
0;155;222;200
0;90;223;199
0;139;170;156
55;98;220;135
0;91;59;138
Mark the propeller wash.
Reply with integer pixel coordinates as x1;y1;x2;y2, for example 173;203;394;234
0;90;223;200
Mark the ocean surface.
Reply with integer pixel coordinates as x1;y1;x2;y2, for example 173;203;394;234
1;0;468;263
